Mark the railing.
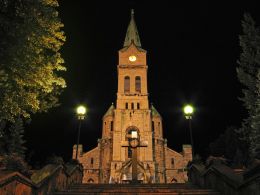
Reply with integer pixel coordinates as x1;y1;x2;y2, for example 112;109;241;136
0;163;83;195
188;159;260;195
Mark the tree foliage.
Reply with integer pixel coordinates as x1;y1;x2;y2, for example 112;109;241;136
0;0;66;123
0;153;31;176
209;126;245;165
237;13;260;159
0;118;26;157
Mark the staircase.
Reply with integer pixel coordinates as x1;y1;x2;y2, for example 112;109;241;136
53;183;220;195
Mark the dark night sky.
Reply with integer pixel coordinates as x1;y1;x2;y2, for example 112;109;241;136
25;1;260;164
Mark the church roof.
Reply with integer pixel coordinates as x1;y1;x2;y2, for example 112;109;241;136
151;105;161;117
123;9;142;48
103;103;115;118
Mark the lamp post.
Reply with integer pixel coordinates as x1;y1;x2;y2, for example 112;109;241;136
183;104;194;159
75;105;87;160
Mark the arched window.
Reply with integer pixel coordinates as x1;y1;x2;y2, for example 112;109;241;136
137;103;140;109
131;102;134;109
125;103;128;109
91;158;94;164
135;76;141;93
124;76;130;93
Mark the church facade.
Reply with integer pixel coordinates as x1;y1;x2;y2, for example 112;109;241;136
72;10;192;184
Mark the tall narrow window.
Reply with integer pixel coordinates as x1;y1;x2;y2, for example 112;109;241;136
152;121;155;132
110;121;113;131
137;103;140;109
131;102;134;109
125;103;128;109
91;158;94;165
124;76;130;93
135;76;141;93
171;158;174;168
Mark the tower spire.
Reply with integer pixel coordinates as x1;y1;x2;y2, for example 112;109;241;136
123;9;142;48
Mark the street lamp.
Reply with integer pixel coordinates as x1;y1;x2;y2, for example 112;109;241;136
75;105;87;160
183;104;194;159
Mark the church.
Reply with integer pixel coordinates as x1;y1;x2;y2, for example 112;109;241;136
72;10;192;184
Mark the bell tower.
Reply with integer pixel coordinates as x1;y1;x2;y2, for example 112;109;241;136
116;9;149;110
109;9;156;182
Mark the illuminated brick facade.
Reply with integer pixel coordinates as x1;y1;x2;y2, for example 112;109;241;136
72;10;192;184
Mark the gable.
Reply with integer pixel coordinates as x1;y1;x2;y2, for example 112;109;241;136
166;147;183;158
82;146;99;158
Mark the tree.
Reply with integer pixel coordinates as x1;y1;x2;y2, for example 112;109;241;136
237;13;260;160
6;118;26;158
250;71;260;159
0;154;31;176
0;118;26;158
0;0;66;123
45;154;64;165
209;126;241;162
0;0;66;159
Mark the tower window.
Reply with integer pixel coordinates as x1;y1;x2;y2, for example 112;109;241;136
137;103;140;109
110;121;113;131
124;76;130;93
91;158;94;165
135;76;141;93
152;121;155;132
131;102;134;109
125;103;128;109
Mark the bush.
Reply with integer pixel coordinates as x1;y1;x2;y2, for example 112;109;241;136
45;154;64;165
0;154;30;176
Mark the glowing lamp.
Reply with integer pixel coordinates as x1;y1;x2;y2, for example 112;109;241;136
183;105;194;115
77;105;86;115
76;105;87;120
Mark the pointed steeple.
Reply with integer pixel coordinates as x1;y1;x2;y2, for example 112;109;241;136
123;9;142;48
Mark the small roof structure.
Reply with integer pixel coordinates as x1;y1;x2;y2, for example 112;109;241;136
151;104;161;117
103;103;115;118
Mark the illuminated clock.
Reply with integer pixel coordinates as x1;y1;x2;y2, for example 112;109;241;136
129;55;137;62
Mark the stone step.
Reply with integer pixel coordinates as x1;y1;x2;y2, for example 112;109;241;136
70;183;198;190
54;190;219;195
53;183;220;195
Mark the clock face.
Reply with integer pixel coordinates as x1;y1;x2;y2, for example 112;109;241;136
129;55;137;62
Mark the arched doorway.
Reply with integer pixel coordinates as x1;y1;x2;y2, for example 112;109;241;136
87;178;94;183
